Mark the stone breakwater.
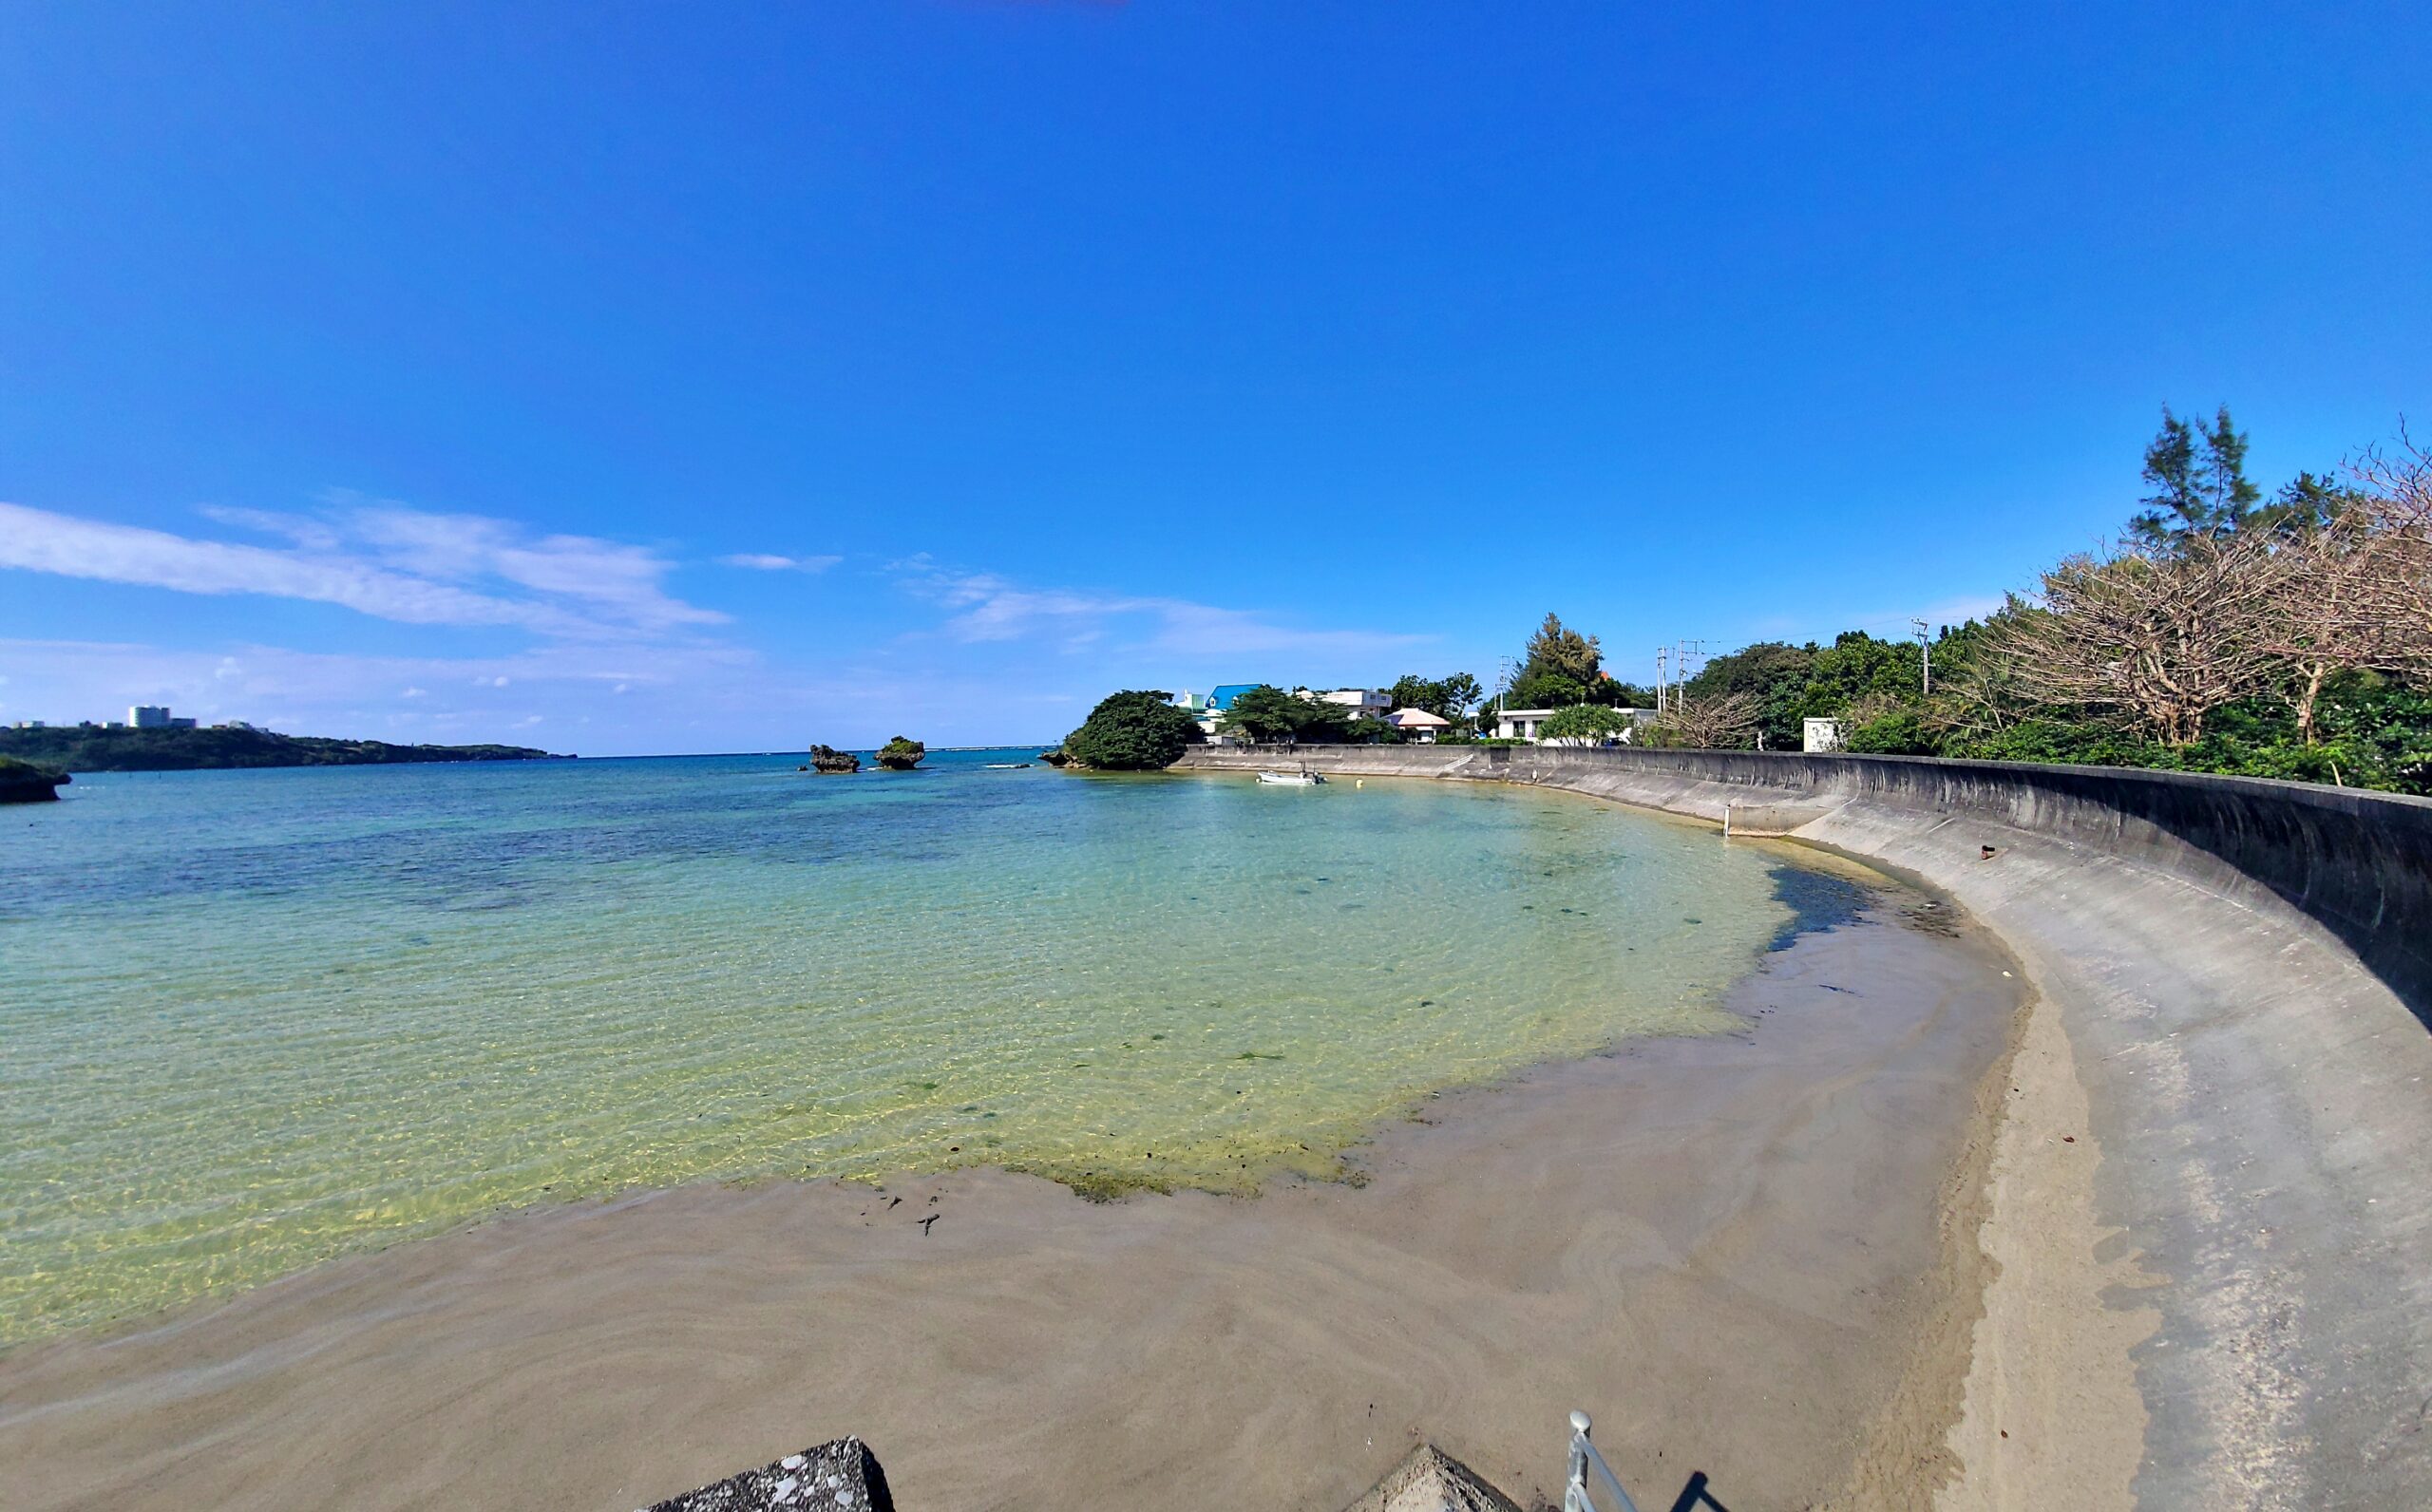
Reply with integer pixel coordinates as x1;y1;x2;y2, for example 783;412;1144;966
1176;744;2432;1511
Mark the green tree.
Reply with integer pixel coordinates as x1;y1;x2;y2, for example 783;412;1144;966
1521;612;1602;685
1844;709;1938;755
1388;674;1444;716
1388;671;1486;721
1063;690;1203;770
1508;669;1587;709
1294;697;1357;743
1540;704;1633;744
1220;685;1309;742
2132;405;2260;548
1437;671;1483;717
2253;470;2369;539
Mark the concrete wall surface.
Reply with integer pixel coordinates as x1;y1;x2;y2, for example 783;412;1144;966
1171;744;2432;1510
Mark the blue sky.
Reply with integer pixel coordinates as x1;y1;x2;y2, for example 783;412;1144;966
3;2;2425;753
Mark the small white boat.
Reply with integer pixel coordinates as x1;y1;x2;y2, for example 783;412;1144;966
1257;767;1326;786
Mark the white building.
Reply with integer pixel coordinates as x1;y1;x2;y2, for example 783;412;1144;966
1309;688;1392;718
1494;707;1655;746
1493;708;1555;742
1803;717;1848;753
128;705;198;729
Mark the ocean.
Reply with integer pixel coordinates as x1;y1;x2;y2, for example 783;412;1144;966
2;747;1805;1343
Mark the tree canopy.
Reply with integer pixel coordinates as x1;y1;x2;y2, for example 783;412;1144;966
1635;411;2432;790
1218;685;1353;743
2132;404;2260;548
1540;704;1634;743
1521;612;1602;685
1062;690;1203;770
1386;671;1483;722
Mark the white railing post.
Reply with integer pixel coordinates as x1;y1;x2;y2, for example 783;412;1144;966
1566;1409;1592;1512
1565;1408;1644;1512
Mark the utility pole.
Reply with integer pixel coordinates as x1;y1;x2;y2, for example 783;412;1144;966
1653;647;1669;714
1911;618;1932;698
1673;640;1709;711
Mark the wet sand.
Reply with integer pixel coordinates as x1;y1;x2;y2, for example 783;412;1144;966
0;866;2022;1511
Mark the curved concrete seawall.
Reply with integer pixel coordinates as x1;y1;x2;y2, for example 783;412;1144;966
1175;744;2432;1510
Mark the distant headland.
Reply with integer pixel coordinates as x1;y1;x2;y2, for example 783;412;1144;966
0;722;568;774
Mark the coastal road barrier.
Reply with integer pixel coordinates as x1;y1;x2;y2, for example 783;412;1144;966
1170;742;2432;1509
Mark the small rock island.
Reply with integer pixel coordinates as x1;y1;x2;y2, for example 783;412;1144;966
0;755;69;803
875;736;926;770
805;744;861;774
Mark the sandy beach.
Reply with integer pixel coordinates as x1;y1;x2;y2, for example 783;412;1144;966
0;859;2022;1511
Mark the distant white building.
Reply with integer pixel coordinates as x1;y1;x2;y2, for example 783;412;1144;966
1493;708;1555;742
1803;717;1848;753
128;705;198;729
1310;688;1392;718
1494;707;1654;746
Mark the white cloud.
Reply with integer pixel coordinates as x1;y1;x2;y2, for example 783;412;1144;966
892;557;1431;658
0;635;764;748
0;498;726;640
719;552;842;573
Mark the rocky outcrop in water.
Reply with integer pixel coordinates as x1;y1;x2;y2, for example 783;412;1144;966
875;736;925;770
0;756;68;803
807;745;861;774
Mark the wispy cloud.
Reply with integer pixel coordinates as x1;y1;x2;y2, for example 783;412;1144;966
893;557;1431;658
0;634;757;743
0;498;725;640
718;552;842;573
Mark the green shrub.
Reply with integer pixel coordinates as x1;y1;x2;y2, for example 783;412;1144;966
1063;691;1203;770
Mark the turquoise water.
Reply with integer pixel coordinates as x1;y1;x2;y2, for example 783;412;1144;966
1;749;1805;1345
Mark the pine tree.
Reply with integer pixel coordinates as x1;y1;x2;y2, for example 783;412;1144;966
2131;405;2260;549
1520;613;1602;685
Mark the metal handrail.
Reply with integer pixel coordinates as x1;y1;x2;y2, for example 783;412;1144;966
1563;1410;1642;1512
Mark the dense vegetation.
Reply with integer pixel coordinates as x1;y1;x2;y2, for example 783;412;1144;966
1385;672;1484;723
1063;690;1204;770
0;724;562;773
1500;613;1654;711
875;735;927;769
0;754;69;803
1063;411;2431;793
1218;684;1355;743
1657;409;2432;793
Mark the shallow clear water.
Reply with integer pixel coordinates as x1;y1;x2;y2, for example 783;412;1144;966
1;749;1806;1344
